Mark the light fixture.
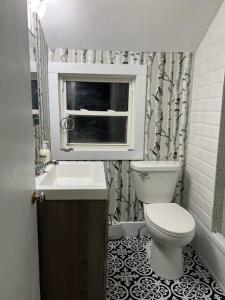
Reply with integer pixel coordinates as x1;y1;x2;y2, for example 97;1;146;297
28;0;46;19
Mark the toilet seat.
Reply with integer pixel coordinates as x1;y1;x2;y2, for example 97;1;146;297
145;203;195;238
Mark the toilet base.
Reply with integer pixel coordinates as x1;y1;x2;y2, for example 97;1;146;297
150;239;184;280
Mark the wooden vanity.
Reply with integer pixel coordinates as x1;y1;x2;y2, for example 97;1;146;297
37;199;108;300
35;162;108;300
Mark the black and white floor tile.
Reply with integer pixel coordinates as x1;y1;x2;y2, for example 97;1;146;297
106;236;225;300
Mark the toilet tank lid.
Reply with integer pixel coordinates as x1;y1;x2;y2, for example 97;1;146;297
131;161;180;172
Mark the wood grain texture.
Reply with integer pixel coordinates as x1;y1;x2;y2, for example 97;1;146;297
37;200;108;300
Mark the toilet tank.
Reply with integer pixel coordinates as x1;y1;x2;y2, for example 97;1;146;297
130;161;180;204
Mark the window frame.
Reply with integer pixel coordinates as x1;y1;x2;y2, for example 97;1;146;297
60;76;134;149
49;63;147;160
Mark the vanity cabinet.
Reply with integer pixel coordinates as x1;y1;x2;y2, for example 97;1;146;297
37;199;108;300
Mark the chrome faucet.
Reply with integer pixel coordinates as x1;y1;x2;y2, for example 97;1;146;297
35;160;59;176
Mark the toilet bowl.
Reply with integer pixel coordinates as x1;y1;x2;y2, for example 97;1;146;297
144;203;195;279
130;161;196;280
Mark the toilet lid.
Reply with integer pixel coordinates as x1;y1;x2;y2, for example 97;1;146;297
145;203;195;237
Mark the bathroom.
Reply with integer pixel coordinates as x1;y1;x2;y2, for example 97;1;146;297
1;0;225;299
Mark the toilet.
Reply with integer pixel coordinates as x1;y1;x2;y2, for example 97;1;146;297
131;161;195;280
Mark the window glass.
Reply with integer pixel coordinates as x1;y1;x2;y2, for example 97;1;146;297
68;116;127;144
31;80;38;110
66;81;129;111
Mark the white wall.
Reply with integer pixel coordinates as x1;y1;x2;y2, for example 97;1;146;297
0;0;40;299
185;0;225;291
42;0;223;51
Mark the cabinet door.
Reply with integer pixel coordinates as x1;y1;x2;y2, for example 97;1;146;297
37;200;108;300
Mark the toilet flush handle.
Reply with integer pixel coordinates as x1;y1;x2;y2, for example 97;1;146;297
140;172;150;180
133;170;150;180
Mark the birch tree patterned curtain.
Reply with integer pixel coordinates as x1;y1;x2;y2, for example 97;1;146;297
49;49;192;222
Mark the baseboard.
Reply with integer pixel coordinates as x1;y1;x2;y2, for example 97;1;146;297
190;214;225;293
108;221;148;240
197;249;225;293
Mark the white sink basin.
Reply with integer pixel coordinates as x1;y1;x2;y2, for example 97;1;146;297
35;161;107;200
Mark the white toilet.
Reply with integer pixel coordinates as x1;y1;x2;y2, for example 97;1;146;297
131;161;195;280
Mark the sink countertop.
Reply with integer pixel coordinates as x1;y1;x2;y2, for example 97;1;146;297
35;161;107;200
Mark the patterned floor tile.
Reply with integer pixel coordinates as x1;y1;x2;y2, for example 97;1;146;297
106;236;225;300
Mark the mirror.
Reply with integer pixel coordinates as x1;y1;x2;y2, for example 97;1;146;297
29;30;40;161
28;16;50;163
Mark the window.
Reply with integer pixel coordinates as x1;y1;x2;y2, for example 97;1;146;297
31;79;39;110
60;78;133;149
49;63;147;160
31;79;39;126
30;61;38;116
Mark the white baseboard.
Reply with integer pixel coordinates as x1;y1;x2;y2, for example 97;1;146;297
190;215;225;293
108;221;148;240
197;250;225;293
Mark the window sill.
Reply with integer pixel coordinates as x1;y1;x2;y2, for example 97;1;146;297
52;147;142;160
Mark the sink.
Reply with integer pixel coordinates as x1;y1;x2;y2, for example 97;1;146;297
35;161;107;200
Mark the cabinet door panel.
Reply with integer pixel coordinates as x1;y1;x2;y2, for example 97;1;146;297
37;200;108;300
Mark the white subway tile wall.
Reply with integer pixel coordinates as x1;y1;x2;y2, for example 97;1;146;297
185;0;225;291
186;1;225;228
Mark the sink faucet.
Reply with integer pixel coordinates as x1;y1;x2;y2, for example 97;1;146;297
35;160;59;176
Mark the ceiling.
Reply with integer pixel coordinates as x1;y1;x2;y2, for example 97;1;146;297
41;0;224;51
